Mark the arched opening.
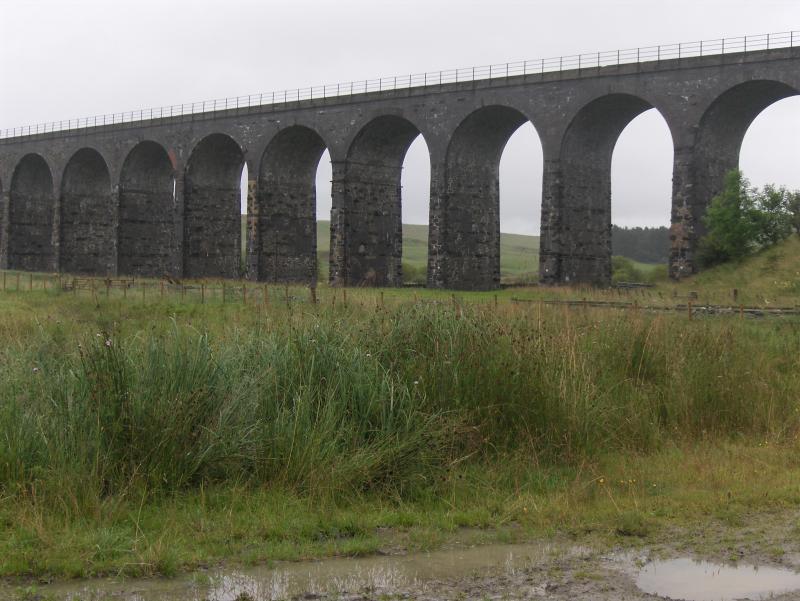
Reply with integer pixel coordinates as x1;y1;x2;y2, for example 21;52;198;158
338;115;423;287
400;135;431;286
498;122;543;284
257;126;327;283
739;96;800;191
549;94;660;286
610;110;673;268
240;162;250;277
683;81;799;275
9;154;55;272
60;148;113;275
316;150;333;281
184;133;245;279
118;141;176;277
441;105;532;290
331;115;420;286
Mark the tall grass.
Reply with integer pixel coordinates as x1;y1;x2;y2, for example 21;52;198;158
1;299;799;515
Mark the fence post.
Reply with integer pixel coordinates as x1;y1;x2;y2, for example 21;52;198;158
201;284;205;304
310;285;317;305
29;273;33;291
688;300;693;320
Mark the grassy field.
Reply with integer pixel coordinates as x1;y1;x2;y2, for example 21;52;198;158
1;237;800;582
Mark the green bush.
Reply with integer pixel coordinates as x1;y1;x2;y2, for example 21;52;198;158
699;170;799;267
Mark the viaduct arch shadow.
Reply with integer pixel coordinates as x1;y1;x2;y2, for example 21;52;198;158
8;154;54;272
333;115;424;287
184;133;245;279
672;80;799;276
60;148;114;275
439;105;536;290
256;126;327;283
118;141;176;277
541;94;673;286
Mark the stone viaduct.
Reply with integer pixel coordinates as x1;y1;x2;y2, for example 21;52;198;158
0;42;798;289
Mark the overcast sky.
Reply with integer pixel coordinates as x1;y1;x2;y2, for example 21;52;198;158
1;0;799;235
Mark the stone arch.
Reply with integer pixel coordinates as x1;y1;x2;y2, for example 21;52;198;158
184;133;245;279
8;154;55;271
544;93;669;286
256;126;328;283
118;141;176;277
441;105;533;290
335;115;425;286
693;81;799;229
60;148;114;275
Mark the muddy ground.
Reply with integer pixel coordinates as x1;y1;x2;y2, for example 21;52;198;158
4;509;800;601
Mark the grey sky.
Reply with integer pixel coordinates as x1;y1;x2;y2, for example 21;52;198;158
1;0;798;235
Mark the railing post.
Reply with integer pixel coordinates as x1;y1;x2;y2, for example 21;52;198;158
700;40;703;56
766;33;770;50
678;42;681;58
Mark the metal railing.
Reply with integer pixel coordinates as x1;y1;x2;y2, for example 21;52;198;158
1;30;797;140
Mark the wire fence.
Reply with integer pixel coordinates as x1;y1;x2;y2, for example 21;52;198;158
1;30;797;141
2;271;800;320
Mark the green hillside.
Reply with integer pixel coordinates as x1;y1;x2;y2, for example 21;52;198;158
245;218;540;283
673;234;800;305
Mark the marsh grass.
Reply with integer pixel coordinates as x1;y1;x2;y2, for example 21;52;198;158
1;289;800;577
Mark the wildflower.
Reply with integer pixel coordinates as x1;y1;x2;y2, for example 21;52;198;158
413;380;419;385
32;367;39;373
105;339;112;347
366;352;371;357
598;477;605;484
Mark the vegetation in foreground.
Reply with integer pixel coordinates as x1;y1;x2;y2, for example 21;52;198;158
1;274;800;581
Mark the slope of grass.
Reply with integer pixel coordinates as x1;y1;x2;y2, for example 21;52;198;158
673;235;800;305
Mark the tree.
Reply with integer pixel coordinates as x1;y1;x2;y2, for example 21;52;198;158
697;170;760;266
698;170;797;268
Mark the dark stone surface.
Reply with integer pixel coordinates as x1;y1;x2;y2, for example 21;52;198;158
59;148;115;276
118;141;176;277
256;126;324;283
8;154;55;272
0;47;797;288
183;134;243;279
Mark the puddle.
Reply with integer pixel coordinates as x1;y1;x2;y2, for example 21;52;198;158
0;542;590;601
636;557;800;601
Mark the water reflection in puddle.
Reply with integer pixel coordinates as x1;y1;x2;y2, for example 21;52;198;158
636;557;800;601
4;543;588;601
